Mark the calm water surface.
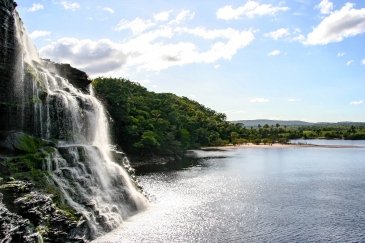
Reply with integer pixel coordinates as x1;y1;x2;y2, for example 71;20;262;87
291;139;365;146
95;141;365;242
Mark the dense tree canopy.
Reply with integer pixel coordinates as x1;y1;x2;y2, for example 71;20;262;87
93;77;365;160
93;77;243;158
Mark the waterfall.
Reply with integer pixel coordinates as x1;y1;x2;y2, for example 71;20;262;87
12;11;147;239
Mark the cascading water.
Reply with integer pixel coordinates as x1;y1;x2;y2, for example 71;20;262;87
12;10;147;239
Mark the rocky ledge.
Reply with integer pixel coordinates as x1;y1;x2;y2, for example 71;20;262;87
42;60;91;94
0;132;89;242
0;179;86;242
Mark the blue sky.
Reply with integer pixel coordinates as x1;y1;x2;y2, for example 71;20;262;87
17;0;365;122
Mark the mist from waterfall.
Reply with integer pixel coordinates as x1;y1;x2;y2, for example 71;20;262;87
12;11;147;239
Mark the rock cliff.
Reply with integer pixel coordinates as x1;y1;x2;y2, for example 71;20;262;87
0;1;146;242
0;1;92;242
0;0;91;134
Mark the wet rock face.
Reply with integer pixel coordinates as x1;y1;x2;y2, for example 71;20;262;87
1;2;147;241
0;0;18;132
0;0;17;89
0;0;91;134
0;131;53;154
0;133;89;242
0;194;33;243
0;179;86;242
43;60;92;93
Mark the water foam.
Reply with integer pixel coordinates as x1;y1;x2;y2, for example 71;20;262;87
13;11;147;239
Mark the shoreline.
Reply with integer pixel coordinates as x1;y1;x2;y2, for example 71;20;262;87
130;142;364;170
201;142;364;150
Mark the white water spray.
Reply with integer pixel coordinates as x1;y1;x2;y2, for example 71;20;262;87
13;11;147;239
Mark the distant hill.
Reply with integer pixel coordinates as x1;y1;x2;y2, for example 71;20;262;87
231;119;365;127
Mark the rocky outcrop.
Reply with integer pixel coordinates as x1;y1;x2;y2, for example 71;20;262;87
0;179;86;242
1;1;147;241
0;182;34;243
43;60;91;93
0;198;35;243
0;131;54;154
0;0;91;135
0;132;87;242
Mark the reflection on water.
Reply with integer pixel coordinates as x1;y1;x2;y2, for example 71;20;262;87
291;139;365;146
134;149;236;175
95;143;365;242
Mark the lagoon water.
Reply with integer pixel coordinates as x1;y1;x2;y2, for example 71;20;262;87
95;140;365;242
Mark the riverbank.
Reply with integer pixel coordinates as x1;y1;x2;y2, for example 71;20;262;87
201;142;365;150
93;140;365;243
129;142;365;173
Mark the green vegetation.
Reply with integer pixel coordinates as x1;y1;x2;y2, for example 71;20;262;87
0;133;77;219
93;78;365;160
11;132;47;153
281;125;365;140
233;123;365;142
93;77;246;158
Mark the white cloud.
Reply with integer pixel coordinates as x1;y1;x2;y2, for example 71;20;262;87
292;33;305;42
176;26;250;40
267;49;281;56
217;1;289;20
362;59;365;65
27;3;44;12
264;28;289;40
346;60;354;66
316;0;334;15
250;98;270;103
40;23;255;74
337;52;345;57
281;28;307;42
115;18;155;35
214;64;221;69
169;10;195;24
29;30;51;39
116;10;195;35
40;38;126;75
41;10;255;74
350;100;363;105
304;3;365;45
288;98;301;102
102;7;114;14
120;28;254;71
153;10;172;21
60;1;80;11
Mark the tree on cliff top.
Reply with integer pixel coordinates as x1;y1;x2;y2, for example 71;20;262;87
92;77;242;158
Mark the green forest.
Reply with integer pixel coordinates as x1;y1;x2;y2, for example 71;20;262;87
93;77;365;159
93;77;242;158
